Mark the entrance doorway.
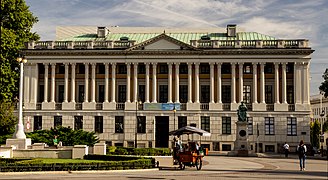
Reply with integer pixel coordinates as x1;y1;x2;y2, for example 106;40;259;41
155;116;169;148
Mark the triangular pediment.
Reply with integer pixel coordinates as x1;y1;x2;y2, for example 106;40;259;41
126;33;195;51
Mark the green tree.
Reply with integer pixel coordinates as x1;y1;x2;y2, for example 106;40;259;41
310;120;321;148
0;101;17;144
323;119;328;133
319;68;328;98
1;0;39;102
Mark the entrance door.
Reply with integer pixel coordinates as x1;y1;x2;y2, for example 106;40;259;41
155;116;169;148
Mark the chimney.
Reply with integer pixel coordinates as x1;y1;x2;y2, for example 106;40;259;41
97;27;107;38
227;24;237;37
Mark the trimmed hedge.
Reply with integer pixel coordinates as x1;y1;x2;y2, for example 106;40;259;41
107;147;171;156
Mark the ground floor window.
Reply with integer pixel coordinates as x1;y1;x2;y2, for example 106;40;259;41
115;116;124;133
265;145;275;152
222;144;231;151
95;116;103;133
222;117;231;134
178;116;187;129
287;117;297;136
74;116;83;130
265;117;275;135
247;117;253;135
201;116;210;132
34;116;42;130
54;116;62;128
137;116;146;133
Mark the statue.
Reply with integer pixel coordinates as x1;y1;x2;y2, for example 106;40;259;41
237;101;248;122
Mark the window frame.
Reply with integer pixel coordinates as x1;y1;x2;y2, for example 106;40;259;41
222;117;231;134
115;116;124;133
95;116;103;133
137;116;146;133
265;117;275;135
287;117;297;136
201;116;210;132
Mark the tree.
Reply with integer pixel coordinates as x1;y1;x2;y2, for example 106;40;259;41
319;68;328;98
1;0;39;102
310;120;321;149
323;119;328;133
0;101;17;144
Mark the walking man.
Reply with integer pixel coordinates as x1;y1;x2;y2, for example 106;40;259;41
297;140;307;171
283;142;289;158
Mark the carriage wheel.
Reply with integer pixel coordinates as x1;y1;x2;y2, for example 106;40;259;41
195;157;202;170
179;162;185;170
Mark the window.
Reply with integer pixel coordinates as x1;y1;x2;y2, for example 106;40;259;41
98;64;105;74
179;64;188;74
38;85;44;103
78;85;84;102
243;85;251;104
78;64;85;74
247;117;253;135
287;117;297;136
265;85;273;104
159;85;168;103
178;116;187;129
118;85;126;103
159;64;168;74
138;85;145;102
264;63;273;74
38;63;45;74
243;64;252;74
98;85;104;102
200;85;210;103
117;64;127;74
265;117;275;135
115;116;124;133
74;116;83;130
286;63;293;73
222;144;231;151
201;116;210;132
138;64;145;74
137;116;146;133
221;63;231;74
222;85;231;103
54;116;62;128
265;145;275;152
58;85;64;102
287;86;294;104
222;117;231;134
34;116;42;130
200;64;210;74
179;85;188;103
95;116;103;133
58;64;65;74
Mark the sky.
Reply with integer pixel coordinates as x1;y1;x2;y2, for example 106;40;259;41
25;0;328;95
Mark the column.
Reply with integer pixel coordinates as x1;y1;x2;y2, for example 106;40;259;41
64;63;69;103
303;62;310;104
175;63;180;103
43;63;48;102
133;62;138;102
145;63;150;103
194;63;200;103
252;63;258;103
71;63;76;103
217;63;222;103
126;63;131;103
168;63;173;103
111;63;116;103
295;62;301;104
281;63;287;104
260;63;265;103
188;63;193;103
274;63;280;103
210;63;215;103
231;63;236;103
91;63;96;103
84;63;89;102
152;63;157;103
50;63;56;103
24;65;30;103
104;63;109;103
238;63;243;103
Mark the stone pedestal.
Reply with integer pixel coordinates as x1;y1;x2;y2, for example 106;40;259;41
103;102;116;110
72;145;88;159
6;138;32;150
253;103;266;111
42;102;55;110
93;143;107;155
230;103;239;111
274;103;288;111
125;102;135;110
62;102;75;110
187;102;200;110
82;102;96;110
228;121;251;157
209;103;222;111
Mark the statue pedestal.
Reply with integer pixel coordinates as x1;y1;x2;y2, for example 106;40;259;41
228;121;254;157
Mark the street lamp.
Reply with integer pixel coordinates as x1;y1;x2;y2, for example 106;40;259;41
319;91;325;157
135;100;142;148
13;55;27;139
173;105;176;130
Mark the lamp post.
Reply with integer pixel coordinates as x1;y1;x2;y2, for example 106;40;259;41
13;55;27;139
319;92;325;157
135;100;141;148
173;105;176;130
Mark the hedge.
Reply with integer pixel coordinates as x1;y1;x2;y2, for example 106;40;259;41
107;147;171;156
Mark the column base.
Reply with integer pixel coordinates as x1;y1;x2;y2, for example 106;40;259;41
6;138;32;150
187;102;200;110
274;103;288;111
253;103;266;111
125;102;135;110
24;103;36;110
295;103;310;111
230;103;239;111
82;102;96;110
62;102;75;110
209;103;222;111
103;102;116;110
42;102;55;110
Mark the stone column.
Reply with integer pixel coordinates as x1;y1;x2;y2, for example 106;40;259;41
281;63;287;104
111;63;116;103
104;63;109;103
64;63;69;103
303;62;310;104
295;62;301;104
210;63;215;103
133;62;138;102
43;63;48;102
231;63;236;103
145;63;150;103
23;65;30;104
91;63;96;103
188;63;193;103
168;63;173;103
126;63;131;103
252;63;257;103
50;63;56;103
260;63;265;103
217;63;222;104
175;63;180;103
238;63;243;103
84;63;89;102
152;63;157;103
71;63;76;103
195;62;200;103
274;63;280;103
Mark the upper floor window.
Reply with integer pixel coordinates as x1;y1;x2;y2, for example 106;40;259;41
222;63;231;74
287;117;297;136
159;64;168;74
117;64;127;74
98;64;105;74
179;64;188;74
78;64;85;74
200;64;210;74
265;117;275;135
264;63;274;74
243;64;252;74
265;85;273;104
138;64;146;74
201;116;210;132
286;63;294;73
58;64;65;74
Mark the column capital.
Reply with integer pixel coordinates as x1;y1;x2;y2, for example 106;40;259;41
174;62;180;65
237;62;244;65
216;62;222;66
83;62;89;65
70;62;76;66
50;63;56;67
151;62;157;66
132;62;138;65
91;63;96;67
43;63;49;66
194;62;200;66
103;62;109;65
111;62;116;66
167;62;173;66
145;62;150;66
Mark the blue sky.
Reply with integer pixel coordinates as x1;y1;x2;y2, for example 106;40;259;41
25;0;328;95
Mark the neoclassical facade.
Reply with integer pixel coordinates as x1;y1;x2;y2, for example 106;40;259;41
21;25;314;152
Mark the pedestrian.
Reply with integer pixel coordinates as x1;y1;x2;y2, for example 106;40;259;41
53;135;58;148
283;142;289;158
297;140;307;171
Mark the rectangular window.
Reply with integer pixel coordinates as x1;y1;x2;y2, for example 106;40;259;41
200;85;210;103
54;116;62;128
74;116;83;130
58;85;64;102
98;85;104;102
137;116;146;133
265;117;275;135
58;64;65;74
78;64;85;74
138;64;145;74
287;117;297;136
115;116;124;133
118;85;126;103
95;116;103;133
38;85;44;103
222;144;231;151
34;116;42;130
200;64;210;74
247;117;253;135
178;116;187;129
179;64;188;74
286;63;293;73
222;117;231;134
117;64;127;74
222;85;231;103
243;64;252;74
287;86;294;104
159;64;168;74
159;85;168;103
243;85;251;104
138;85;145;102
98;64;105;74
264;63;273;74
265;85;273;104
201;116;210;132
179;85;188;103
78;85;85;102
221;63;231;74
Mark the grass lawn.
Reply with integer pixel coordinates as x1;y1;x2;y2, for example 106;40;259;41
20;158;109;164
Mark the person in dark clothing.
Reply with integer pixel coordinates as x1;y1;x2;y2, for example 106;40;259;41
297;140;307;171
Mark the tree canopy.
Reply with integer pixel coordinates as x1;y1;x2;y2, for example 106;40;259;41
0;101;17;144
1;0;39;102
319;68;328;98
